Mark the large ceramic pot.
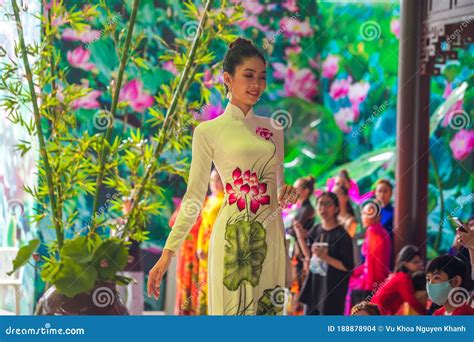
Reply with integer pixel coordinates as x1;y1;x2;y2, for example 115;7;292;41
35;281;129;315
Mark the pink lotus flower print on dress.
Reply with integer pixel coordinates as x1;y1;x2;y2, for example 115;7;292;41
256;127;273;140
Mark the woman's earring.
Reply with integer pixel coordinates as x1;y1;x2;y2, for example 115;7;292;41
227;89;232;100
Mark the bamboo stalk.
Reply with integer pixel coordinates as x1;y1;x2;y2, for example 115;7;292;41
120;0;214;238
11;0;63;247
90;0;140;230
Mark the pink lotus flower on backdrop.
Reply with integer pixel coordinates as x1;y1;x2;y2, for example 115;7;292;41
442;100;464;127
449;129;474;160
285;45;302;56
241;0;265;14
326;178;374;204
203;69;214;89
282;0;299;12
348;81;370;117
284;67;318;101
280;17;313;38
329;76;352;100
443;81;453;98
119;79;154;113
238;15;269;32
334;107;357;133
193;102;224;122
162;60;178;76
62;26;101;43
51;14;67;27
272;62;288;80
322;55;339;79
67;47;96;71
390;19;400;39
72;89;101;109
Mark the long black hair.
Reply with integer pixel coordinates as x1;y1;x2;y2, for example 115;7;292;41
394;245;421;273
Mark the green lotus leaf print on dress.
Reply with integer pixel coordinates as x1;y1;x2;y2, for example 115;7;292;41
256;286;287;315
223;219;267;291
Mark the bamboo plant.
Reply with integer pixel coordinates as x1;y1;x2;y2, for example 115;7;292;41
1;0;243;298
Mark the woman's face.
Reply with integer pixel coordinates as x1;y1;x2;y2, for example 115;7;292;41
223;57;267;106
293;179;308;200
375;183;392;206
404;255;424;273
316;195;338;221
335;175;350;190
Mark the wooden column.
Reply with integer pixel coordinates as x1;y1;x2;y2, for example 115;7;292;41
394;0;427;257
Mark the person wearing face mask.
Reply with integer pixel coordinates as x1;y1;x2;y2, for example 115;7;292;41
426;255;474;315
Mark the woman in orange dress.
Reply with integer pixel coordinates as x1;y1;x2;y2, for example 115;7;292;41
169;198;203;315
196;169;224;314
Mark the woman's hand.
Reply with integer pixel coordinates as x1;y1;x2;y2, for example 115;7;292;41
457;223;474;250
278;184;300;209
147;249;174;300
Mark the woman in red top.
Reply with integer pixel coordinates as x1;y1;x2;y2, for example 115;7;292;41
371;245;427;315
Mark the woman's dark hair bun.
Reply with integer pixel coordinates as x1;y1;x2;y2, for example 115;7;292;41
229;37;253;50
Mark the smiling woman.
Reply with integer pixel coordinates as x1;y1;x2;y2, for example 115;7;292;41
146;37;299;315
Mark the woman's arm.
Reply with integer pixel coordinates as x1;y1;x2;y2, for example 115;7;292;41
163;124;214;254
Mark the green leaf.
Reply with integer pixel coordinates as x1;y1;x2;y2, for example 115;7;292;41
92;239;129;280
52;258;98;298
223;220;267;291
429;82;468;136
60;236;95;263
6;239;40;276
257;286;286;315
113;274;137;286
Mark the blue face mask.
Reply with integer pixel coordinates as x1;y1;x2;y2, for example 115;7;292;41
426;280;453;306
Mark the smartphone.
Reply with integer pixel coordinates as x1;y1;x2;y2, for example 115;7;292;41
453;217;468;233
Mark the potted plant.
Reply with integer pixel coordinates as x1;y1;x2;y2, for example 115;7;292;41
1;0;241;315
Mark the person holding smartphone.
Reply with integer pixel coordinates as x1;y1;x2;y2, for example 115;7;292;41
294;192;354;315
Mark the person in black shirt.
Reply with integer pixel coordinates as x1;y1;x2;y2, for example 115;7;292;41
294;191;354;315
